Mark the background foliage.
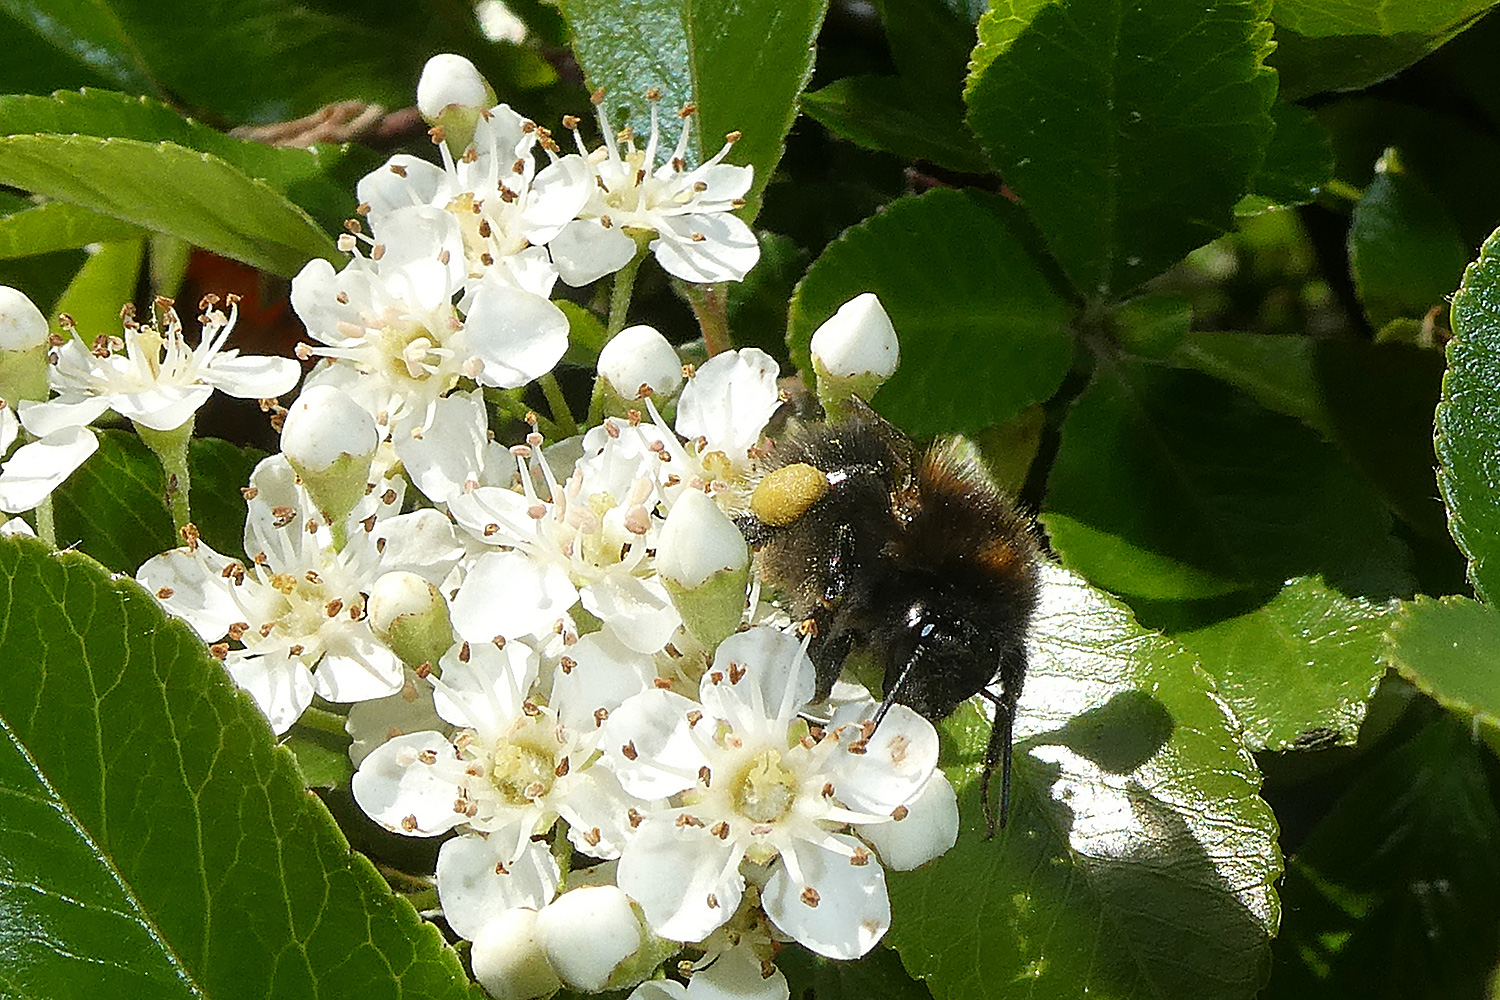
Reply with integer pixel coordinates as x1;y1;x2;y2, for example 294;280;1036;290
4;0;1500;997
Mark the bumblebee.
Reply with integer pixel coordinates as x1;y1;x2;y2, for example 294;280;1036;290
739;398;1040;832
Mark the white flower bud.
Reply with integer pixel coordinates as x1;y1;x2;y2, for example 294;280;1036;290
471;907;561;1000
282;386;378;472
366;571;454;671
0;286;50;404
535;886;643;993
281;386;378;532
598;325;684;402
809;293;899;416
656;490;750;648
811;293;898;379
417;54;495;120
0;286;47;352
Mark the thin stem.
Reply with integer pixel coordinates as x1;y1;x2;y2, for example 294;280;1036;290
34;494;55;548
685;282;732;356
607;248;646;337
296;705;351;736
552;819;574;890
539;371;579;439
137;417;194;537
1323;178;1364;203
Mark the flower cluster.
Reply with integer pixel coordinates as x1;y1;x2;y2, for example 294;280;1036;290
0;51;956;1000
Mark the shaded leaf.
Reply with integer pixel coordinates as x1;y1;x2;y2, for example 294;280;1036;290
1042;356;1397;600
560;0;828;220
801;75;989;174
0;537;477;998
779;944;934;1000
1172;332;1447;539
1387;595;1500;724
1145;577;1393;752
0;0;161;96
0;133;339;276
1237;103;1334;215
965;0;1277;299
787;188;1073;437
887;564;1280;1000
1439;225;1500;604
1264;717;1500;1000
1349;149;1469;329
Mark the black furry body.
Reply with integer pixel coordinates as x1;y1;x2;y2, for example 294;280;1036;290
740;399;1040;830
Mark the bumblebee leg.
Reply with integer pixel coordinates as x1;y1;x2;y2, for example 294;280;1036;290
979;687;1019;836
807;612;855;703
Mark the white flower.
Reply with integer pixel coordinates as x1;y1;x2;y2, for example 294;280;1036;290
437;835;560;940
292;211;568;440
603;626;949;957
629;943;789;1000
350;633;654;865
0;284;47;351
448;421;682;654
470;905;562;1000
535;884;644;991
137;456;463;733
20;296;300;436
561;93;761;284
357;104;595;295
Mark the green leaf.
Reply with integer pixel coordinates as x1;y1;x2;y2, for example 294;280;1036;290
0;0;162;96
0;133;339;276
964;0;1277;300
787;188;1073;437
1237;103;1334;215
887;564;1280;1000
285;729;356;789
801;76;990;174
52;430;264;574
1272;18;1491;101
1439;225;1500;604
1349;149;1469;329
1387;595;1500;724
1264;717;1500;1000
559;0;828;221
1042;356;1397;600
0;537;477;998
725;229;808;359
0;89;360;228
1172;332;1447;540
0;200;146;259
1146;577;1392;752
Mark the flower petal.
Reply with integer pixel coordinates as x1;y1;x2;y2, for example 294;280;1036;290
202;353;302;399
399;390;488;504
224;649;316;735
855;770;959;871
688;944;788;1000
651;212;760;284
351;730;469;837
450;549;578;642
457;275;569;389
618;815;743;943
674;348;780;466
136;540;250;640
600;688;706;799
582;574;681;656
763;832;889;959
0;426;98;513
432;639;538;733
437;834;560;940
15;395;112;437
551;628;655;733
826;703;938;815
699;626;815;737
547;218;637;286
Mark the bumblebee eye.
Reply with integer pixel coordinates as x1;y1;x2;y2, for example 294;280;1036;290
749;462;828;527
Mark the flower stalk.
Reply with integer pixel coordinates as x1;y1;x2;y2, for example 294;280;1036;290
137;418;194;535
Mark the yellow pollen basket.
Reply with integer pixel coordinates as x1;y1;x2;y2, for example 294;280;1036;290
749;463;828;528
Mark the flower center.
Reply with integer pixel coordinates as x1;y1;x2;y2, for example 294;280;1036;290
489;740;556;805
732;749;797;824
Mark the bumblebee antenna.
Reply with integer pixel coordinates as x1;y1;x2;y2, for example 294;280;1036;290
978;688;1017;835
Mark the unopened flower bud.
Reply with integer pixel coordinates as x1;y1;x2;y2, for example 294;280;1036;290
471;907;561;1000
417;54;496;155
281;386;378;532
535;886;643;993
809;293;899;417
598;325;684;402
367;571;454;671
656;490;749;648
0;286;50;404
